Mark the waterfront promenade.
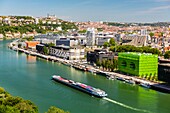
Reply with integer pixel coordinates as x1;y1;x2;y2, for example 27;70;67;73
10;45;170;93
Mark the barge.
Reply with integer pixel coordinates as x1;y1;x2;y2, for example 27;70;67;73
52;75;107;98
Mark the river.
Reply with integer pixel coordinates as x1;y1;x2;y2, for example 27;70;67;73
0;40;170;113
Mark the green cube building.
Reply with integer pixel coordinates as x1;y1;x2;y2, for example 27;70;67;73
118;52;158;76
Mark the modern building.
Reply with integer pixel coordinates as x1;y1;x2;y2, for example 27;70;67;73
25;41;40;50
122;35;147;47
115;34;123;42
36;44;45;54
49;45;85;60
158;63;170;84
86;28;95;46
34;34;59;45
158;59;170;84
76;35;87;45
87;49;114;64
118;52;158;76
96;36;111;46
56;38;78;47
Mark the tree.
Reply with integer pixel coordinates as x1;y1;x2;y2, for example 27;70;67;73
149;32;154;37
109;38;116;46
96;59;101;68
0;87;38;113
110;45;161;55
43;46;49;55
113;59;118;70
97;28;103;32
103;42;109;48
101;60;106;70
46;106;69;113
48;43;55;48
164;51;170;59
105;60;109;71
78;30;86;34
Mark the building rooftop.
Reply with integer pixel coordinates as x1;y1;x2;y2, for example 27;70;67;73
119;52;158;57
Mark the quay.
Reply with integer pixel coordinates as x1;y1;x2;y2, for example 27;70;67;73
10;45;170;94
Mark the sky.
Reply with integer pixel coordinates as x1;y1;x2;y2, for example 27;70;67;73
0;0;170;22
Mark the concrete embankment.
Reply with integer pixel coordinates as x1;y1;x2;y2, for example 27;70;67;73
108;72;170;93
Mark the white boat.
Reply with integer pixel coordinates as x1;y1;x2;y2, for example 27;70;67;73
140;82;151;88
125;79;135;84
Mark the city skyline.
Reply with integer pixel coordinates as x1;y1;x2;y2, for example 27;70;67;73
0;0;170;22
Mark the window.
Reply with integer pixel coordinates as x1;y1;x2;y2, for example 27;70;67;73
121;61;127;67
130;62;135;69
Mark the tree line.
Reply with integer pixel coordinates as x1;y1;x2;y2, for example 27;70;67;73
164;51;170;59
96;59;118;72
0;22;78;35
0;24;46;35
110;45;161;55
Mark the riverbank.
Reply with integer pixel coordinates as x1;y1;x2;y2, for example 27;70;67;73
9;43;170;93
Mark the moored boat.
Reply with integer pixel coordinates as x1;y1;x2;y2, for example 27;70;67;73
125;79;135;84
140;82;151;88
51;75;108;98
116;77;125;81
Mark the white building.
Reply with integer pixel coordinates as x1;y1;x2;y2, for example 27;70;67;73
35;18;39;24
49;46;85;60
86;28;95;46
76;35;87;45
3;18;11;24
141;29;147;36
34;34;59;45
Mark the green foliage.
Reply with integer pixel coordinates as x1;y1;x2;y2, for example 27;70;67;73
97;28;103;32
61;22;78;31
0;17;78;36
0;87;38;113
78;30;87;34
149;32;154;37
48;43;55;47
0;87;70;113
96;59;101;68
106;22;126;27
15;16;33;20
46;106;69;113
103;42;109;48
0;24;47;34
109;38;116;46
164;51;170;59
111;45;161;55
22;36;34;41
96;59;118;71
43;46;49;55
0;105;20;113
103;38;116;48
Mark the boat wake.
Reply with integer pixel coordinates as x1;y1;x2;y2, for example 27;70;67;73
103;97;153;113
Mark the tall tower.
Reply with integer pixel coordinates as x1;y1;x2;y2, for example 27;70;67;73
86;28;95;46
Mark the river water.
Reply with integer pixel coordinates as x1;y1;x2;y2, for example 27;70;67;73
0;40;170;113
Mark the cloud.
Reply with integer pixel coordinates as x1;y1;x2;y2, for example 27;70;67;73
139;5;170;14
